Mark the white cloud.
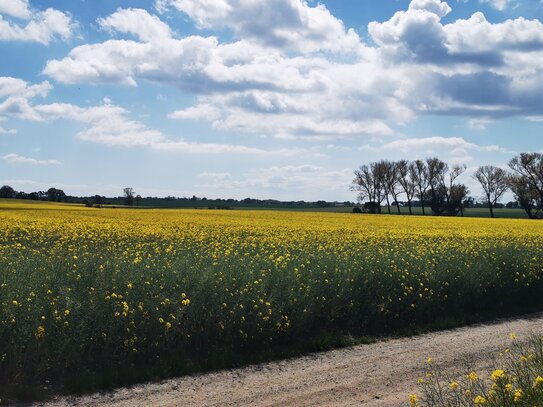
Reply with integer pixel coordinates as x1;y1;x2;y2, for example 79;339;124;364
0;77;51;99
0;0;30;19
0;3;76;45
2;153;61;165
40;0;543;142
468;118;493;129
361;136;509;155
98;8;172;42
0;77;317;156
169;104;221;121
156;0;362;54
479;0;511;11
0;125;16;134
198;165;354;200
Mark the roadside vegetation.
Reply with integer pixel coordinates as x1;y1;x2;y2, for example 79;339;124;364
412;334;543;406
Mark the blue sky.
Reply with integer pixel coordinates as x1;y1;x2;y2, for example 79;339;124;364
0;0;542;201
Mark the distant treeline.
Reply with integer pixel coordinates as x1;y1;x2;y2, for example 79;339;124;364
351;152;543;219
0;185;355;210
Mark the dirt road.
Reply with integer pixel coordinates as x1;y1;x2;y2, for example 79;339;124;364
42;313;543;407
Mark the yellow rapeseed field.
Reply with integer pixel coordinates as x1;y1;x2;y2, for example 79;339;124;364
1;200;542;392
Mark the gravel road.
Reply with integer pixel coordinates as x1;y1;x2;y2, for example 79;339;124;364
40;313;543;407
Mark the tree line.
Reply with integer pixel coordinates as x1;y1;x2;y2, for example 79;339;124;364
351;152;543;219
0;186;67;202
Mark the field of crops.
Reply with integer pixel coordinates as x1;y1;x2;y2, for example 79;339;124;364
1;200;543;396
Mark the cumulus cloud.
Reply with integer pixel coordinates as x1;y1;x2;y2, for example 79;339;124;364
0;77;315;156
39;0;543;142
0;1;76;45
156;0;361;54
98;8;172;42
2;153;61;165
0;0;31;19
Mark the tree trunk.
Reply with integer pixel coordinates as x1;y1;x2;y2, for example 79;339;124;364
396;202;401;215
489;204;494;218
421;198;426;215
408;200;412;215
385;196;391;214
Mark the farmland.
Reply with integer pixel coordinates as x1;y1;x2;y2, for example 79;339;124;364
1;200;543;397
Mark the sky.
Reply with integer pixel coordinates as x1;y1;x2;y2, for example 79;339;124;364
0;0;542;202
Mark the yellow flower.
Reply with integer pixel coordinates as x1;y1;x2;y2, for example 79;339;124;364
510;332;517;341
474;395;487;405
449;381;459;390
513;388;523;402
64;309;70;316
490;369;505;381
534;376;543;387
505;383;513;392
12;300;18;306
182;298;191;306
467;372;478;381
427;357;433;364
417;377;425;384
165;322;172;329
409;394;419;407
35;325;45;339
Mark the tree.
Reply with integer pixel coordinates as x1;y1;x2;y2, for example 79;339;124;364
383;161;402;214
508;153;543;219
373;161;393;214
0;185;16;199
47;187;67;202
473;166;509;218
412;159;430;215
351;165;382;213
426;158;467;216
397;160;416;215
123;187;135;206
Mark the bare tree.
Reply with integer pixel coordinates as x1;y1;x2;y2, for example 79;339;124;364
426;158;467;215
412;159;429;215
508;153;543;219
385;161;402;215
372;161;390;214
123;187;135;206
351;165;381;213
473;166;509;218
397;160;416;215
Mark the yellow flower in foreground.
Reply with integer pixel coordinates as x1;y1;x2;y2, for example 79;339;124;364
535;376;543;387
449;381;459;390
474;395;487;405
490;369;505;381
35;325;45;339
426;357;433;364
467;372;478;381
510;332;517;341
505;383;513;392
409;394;419;407
514;388;523;402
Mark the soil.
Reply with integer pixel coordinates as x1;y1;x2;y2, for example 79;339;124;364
40;313;543;407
